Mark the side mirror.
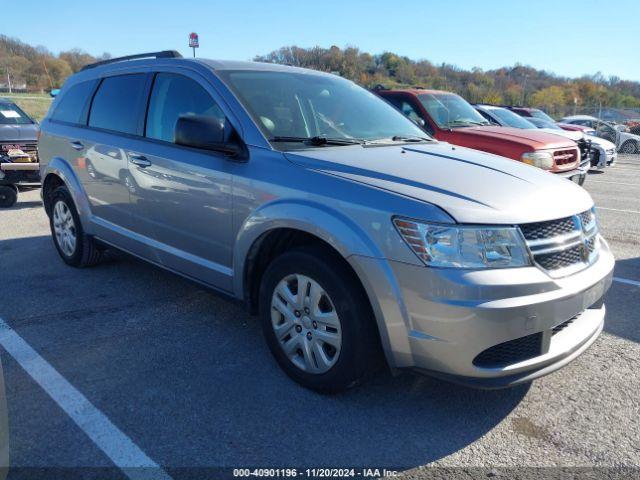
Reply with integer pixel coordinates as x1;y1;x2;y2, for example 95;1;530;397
175;115;241;156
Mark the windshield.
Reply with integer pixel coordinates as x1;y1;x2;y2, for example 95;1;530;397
527;117;562;130
0;103;33;125
418;93;489;128
529;109;555;123
217;70;429;148
489;108;536;129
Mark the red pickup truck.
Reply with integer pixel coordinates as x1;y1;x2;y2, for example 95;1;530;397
374;87;586;183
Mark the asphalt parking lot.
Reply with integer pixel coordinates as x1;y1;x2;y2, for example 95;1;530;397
0;156;639;479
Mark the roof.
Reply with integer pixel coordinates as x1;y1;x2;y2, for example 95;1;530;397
561;115;599;121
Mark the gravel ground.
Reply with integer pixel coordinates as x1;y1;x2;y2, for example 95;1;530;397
0;155;638;479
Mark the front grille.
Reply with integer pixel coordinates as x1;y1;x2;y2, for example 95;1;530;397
536;245;583;270
519;210;599;277
553;148;578;166
0;142;38;162
473;332;543;367
520;217;575;240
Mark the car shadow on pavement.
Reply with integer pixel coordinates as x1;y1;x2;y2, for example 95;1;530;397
0;235;527;471
603;257;640;344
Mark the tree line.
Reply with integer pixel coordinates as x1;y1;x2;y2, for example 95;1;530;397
254;46;640;115
2;35;639;115
0;35;110;91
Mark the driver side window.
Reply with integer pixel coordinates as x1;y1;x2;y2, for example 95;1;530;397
146;73;225;143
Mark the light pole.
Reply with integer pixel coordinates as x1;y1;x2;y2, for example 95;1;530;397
521;74;529;105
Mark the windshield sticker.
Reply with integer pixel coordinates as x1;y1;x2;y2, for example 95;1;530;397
1;110;21;118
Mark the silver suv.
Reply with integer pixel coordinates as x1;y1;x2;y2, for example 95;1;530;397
38;51;614;392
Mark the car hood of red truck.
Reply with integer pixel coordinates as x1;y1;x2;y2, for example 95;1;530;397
450;125;577;150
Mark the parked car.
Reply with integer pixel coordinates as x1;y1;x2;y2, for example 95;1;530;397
525;117;617;169
374;88;586;184
560;115;640;154
475;105;616;170
38;51;614;392
474;104;592;177
505;106;558;122
0;99;40;207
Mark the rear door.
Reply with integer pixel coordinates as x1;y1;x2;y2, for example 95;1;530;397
82;73;151;255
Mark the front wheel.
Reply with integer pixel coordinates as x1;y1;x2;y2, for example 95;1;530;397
0;185;17;208
259;246;380;393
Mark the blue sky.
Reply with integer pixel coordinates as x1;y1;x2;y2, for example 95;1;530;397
4;0;639;80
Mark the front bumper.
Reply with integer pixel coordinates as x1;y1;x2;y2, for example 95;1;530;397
352;236;614;387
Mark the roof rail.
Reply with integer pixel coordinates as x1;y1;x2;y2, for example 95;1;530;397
81;50;183;71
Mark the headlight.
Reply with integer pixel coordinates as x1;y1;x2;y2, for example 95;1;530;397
393;218;532;269
521;151;554;170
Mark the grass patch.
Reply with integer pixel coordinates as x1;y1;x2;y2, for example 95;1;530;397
0;93;53;122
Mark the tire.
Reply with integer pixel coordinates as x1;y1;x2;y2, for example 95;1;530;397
47;185;102;267
259;245;380;393
620;140;637;154
578;173;586;186
0;185;17;208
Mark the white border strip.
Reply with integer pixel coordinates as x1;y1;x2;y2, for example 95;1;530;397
0;317;173;480
596;206;640;214
613;276;640;287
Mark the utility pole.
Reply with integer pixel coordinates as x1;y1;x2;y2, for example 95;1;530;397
521;74;529;105
5;63;12;94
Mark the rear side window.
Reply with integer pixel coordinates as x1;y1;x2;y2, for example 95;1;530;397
89;74;147;135
51;80;96;124
145;73;224;143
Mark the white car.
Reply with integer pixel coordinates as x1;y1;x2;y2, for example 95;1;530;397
560;115;640;154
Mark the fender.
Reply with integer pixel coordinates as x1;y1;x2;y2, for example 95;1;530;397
232;198;412;368
42;157;93;231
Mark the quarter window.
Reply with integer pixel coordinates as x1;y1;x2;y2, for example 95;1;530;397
89;74;147;134
51;80;97;124
145;73;224;143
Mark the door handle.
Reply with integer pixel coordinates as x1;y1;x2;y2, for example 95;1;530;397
129;154;152;168
69;141;84;151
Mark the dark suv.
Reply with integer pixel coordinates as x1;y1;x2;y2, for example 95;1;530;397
0;99;40;207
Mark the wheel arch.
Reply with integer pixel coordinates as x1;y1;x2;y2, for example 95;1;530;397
42;158;92;226
235;200;405;368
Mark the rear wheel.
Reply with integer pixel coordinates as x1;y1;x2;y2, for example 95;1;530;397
620;140;637;154
259;246;380;393
0;185;17;208
48;185;102;267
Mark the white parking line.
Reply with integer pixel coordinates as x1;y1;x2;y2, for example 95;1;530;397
590;180;639;187
614;276;640;287
596;206;640;214
0;317;173;480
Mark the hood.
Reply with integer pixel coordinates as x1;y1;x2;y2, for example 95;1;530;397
586;135;616;150
537;128;583;142
455;125;576;150
284;142;593;224
0;123;39;142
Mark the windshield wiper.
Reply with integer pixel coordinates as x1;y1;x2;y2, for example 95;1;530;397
270;135;365;146
444;119;490;127
391;135;433;143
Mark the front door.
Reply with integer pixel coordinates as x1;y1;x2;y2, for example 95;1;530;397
128;72;234;291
